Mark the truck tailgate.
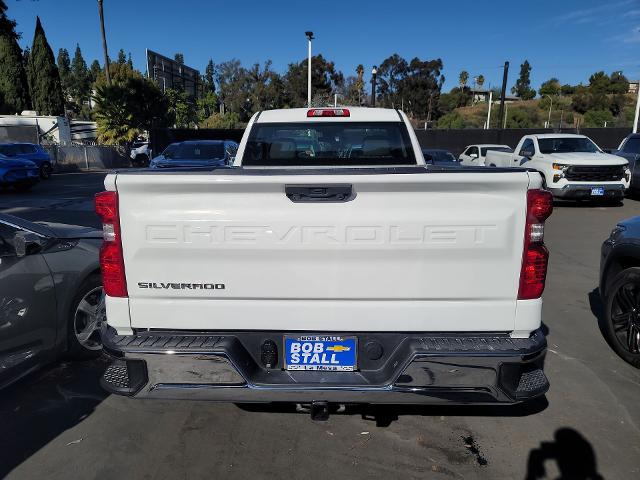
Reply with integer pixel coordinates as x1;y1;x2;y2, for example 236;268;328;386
114;170;530;332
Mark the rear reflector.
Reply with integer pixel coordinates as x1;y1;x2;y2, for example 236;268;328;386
307;108;350;117
95;191;128;297
518;189;553;300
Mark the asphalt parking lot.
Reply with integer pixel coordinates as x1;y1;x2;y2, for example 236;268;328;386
1;173;639;479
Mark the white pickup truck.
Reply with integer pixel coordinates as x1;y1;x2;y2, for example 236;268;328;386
485;134;630;200
97;107;552;416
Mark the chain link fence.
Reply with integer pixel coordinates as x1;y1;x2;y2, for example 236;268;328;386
43;144;131;172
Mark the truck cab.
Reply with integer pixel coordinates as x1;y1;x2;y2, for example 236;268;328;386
486;134;630;200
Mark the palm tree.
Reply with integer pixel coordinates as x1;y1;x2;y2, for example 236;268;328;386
477;75;485;88
459;71;469;87
97;0;110;85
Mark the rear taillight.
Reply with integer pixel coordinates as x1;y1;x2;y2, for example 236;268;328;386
518;189;553;300
95;191;128;297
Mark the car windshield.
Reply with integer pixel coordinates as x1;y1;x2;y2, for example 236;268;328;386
538;137;600;154
170;143;225;160
481;146;512;156
243;122;416;166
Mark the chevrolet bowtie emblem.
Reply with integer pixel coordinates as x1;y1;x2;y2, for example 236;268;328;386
326;345;351;352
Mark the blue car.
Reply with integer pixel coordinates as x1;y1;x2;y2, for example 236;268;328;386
149;140;238;169
0;143;53;179
0;154;40;191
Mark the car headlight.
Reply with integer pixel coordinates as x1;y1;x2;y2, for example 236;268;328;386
552;163;569;182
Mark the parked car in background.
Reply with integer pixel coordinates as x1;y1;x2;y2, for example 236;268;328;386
149;140;238;169
611;134;640;192
0;213;104;389
600;216;640;368
0;142;53;179
459;144;512;166
130;141;151;167
485;134;630;201
421;148;460;166
0;154;40;192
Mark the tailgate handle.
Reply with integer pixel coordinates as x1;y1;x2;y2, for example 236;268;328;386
285;184;353;203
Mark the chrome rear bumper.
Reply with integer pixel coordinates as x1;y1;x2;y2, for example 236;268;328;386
101;327;548;405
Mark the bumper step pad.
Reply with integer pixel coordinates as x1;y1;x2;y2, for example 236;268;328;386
515;368;549;399
100;360;147;396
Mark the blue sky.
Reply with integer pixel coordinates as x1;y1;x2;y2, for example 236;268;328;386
6;0;640;92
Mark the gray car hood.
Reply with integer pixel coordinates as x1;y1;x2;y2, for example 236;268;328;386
35;222;102;239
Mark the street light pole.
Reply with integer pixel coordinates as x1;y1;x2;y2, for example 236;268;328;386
633;85;640;134
371;66;377;107
485;91;493;129
305;31;314;107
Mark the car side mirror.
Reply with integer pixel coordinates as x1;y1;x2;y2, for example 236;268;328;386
469;153;478;159
520;149;534;158
14;231;43;257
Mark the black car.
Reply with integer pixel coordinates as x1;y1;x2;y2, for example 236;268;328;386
600;216;640;368
611;134;640;191
421;148;460;166
0;213;104;389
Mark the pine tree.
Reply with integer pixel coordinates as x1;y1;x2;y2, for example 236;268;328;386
205;59;215;93
57;48;71;97
70;43;90;103
174;53;184;65
117;49;126;64
0;0;31;113
89;59;101;83
29;16;64;115
127;52;133;69
512;60;536;100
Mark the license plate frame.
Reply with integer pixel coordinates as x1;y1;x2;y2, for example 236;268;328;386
591;187;605;196
284;335;358;371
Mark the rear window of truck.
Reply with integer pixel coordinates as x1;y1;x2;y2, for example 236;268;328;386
242;122;417;166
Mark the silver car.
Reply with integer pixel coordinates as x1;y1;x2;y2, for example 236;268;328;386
0;213;104;389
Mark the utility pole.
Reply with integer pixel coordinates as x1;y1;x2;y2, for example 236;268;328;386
497;61;509;130
305;31;314;107
97;0;111;85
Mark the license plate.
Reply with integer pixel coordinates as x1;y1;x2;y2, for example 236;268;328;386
591;187;605;196
284;335;357;371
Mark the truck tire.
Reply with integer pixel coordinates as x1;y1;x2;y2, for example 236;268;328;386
603;267;640;368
